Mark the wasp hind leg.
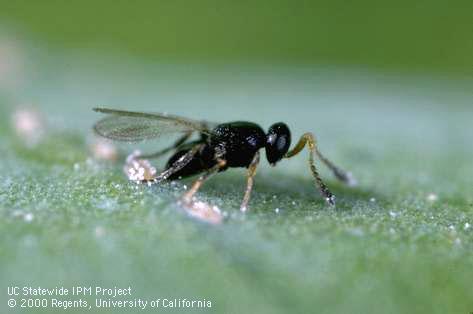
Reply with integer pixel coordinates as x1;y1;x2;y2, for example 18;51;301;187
124;132;196;185
181;158;227;203
178;158;227;225
152;144;204;183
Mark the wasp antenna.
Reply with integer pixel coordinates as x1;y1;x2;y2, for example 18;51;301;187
326;195;336;206
93;107;110;113
285;133;337;206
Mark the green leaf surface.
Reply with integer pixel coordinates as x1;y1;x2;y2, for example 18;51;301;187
0;57;472;314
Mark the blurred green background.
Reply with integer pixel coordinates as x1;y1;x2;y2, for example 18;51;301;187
2;0;473;74
1;2;473;314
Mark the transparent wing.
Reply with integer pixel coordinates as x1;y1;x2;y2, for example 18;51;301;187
93;107;215;142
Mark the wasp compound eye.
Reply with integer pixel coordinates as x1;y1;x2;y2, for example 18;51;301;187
266;122;291;165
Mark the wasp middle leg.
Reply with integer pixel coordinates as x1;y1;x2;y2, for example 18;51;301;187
240;152;260;212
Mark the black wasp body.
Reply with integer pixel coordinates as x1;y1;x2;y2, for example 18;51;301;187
166;122;277;180
93;108;354;212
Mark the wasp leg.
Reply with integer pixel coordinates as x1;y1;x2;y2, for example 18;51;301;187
240;152;260;212
153;144;203;183
139;131;193;159
181;158;227;203
285;133;341;205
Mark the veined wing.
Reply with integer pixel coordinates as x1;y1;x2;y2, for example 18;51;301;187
93;107;215;142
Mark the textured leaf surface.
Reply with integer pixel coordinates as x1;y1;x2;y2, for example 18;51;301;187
0;56;472;314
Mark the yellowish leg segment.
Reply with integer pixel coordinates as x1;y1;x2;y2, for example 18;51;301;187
240;152;260;212
181;159;227;203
